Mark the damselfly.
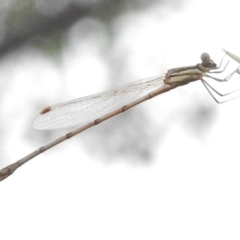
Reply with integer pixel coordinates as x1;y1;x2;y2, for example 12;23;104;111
0;51;238;181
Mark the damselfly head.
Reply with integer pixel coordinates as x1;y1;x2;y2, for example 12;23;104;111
201;52;217;68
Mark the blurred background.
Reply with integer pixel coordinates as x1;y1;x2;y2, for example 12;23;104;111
1;0;240;239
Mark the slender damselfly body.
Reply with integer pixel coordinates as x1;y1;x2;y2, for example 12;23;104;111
0;51;238;181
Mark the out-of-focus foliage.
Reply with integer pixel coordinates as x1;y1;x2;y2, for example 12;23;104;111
0;0;168;58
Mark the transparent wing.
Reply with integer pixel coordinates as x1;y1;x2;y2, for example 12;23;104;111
33;74;165;129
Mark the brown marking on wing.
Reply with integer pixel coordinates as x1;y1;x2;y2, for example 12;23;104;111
40;106;52;114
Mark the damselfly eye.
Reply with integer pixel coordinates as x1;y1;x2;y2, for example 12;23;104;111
201;52;210;64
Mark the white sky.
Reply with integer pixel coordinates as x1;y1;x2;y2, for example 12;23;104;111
1;0;240;239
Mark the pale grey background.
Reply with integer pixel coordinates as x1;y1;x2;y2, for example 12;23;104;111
1;0;240;239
